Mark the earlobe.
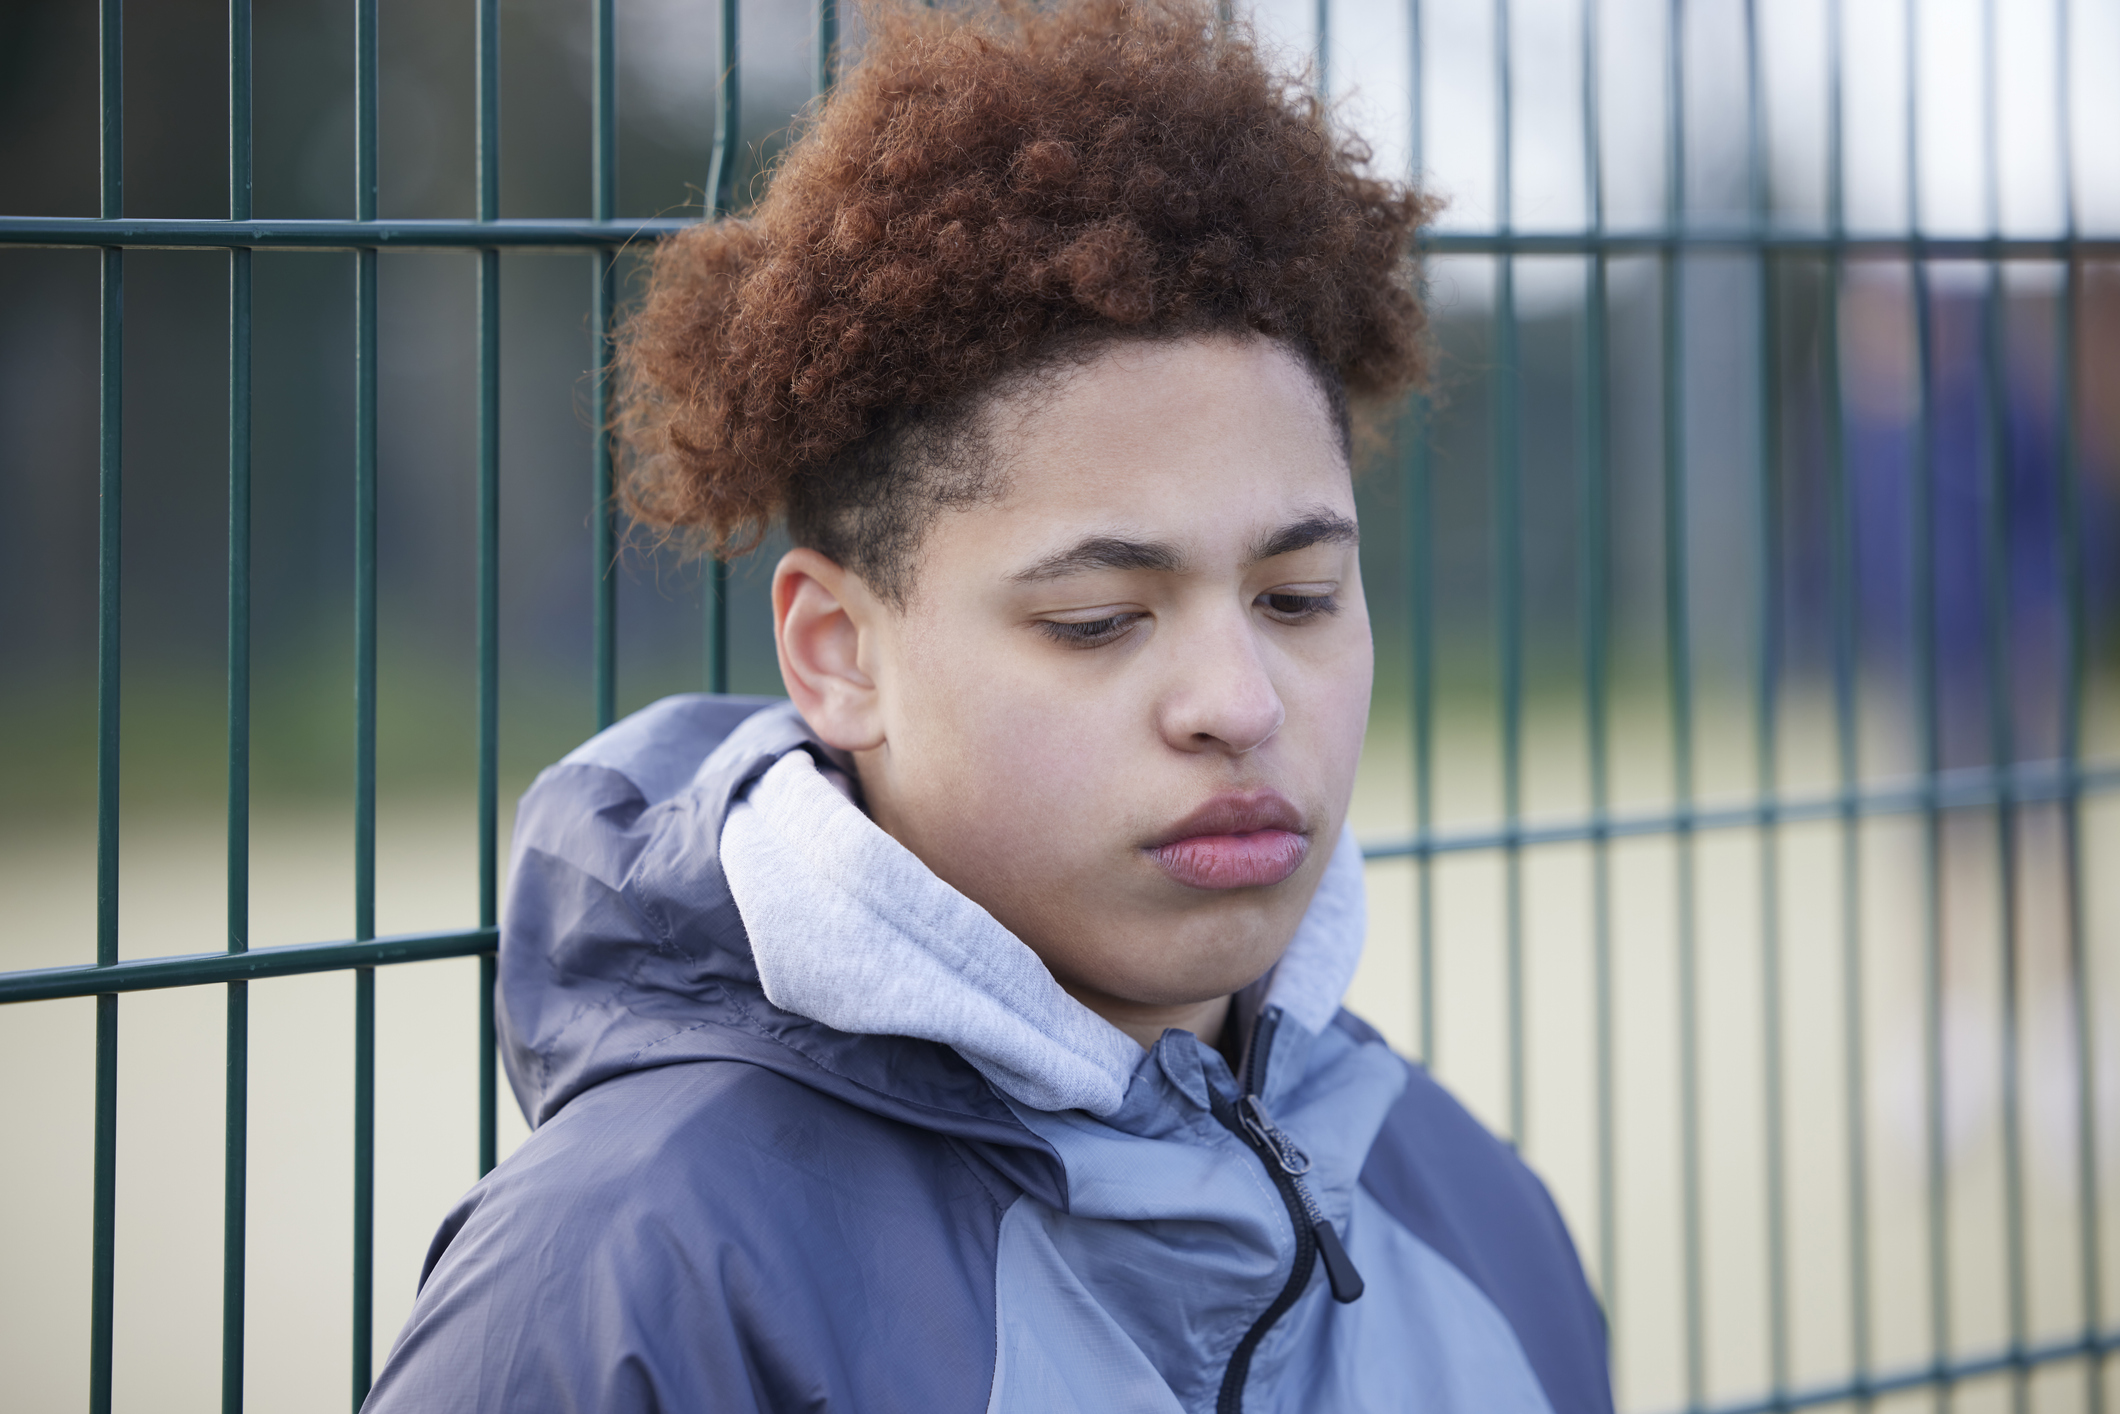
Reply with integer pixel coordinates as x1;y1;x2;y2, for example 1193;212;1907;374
772;548;887;753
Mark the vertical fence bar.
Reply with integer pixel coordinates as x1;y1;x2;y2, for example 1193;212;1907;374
706;0;740;221
1743;0;1790;1402
1912;262;1951;1401
1755;222;1790;1414
351;963;375;1405
1405;0;1436;1068
350;324;380;1386
476;0;502;1181
1315;0;1330;96
1662;0;1704;1403
1407;392;1437;1067
2055;2;2102;1405
354;0;375;227
1822;0;1871;1398
1491;0;1526;1150
591;0;616;733
354;0;375;232
351;0;379;1400
223;1;253;1409
698;0;741;696
2061;254;2100;1403
819;0;838;95
91;2;124;1410
1902;0;1950;1400
1974;2;2028;1401
704;557;731;693
702;0;739;694
350;968;376;1403
1979;263;2029;1407
1577;0;1617;1338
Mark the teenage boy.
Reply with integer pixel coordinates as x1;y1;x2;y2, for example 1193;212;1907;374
365;2;1610;1410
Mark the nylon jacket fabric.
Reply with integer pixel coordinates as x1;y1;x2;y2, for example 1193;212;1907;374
362;695;1612;1414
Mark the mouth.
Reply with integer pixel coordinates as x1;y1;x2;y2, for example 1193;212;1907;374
1145;791;1310;891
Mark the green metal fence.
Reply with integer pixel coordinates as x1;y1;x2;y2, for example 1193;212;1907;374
1;0;2115;1411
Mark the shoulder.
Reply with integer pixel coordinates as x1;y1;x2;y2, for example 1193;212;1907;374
366;1061;1012;1414
511;1056;1021;1225
1352;1028;1614;1414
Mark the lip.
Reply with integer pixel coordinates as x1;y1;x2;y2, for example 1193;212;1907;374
1146;791;1310;891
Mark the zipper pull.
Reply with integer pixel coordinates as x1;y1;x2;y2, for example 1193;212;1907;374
1238;1095;1312;1175
1313;1218;1365;1304
1238;1093;1364;1304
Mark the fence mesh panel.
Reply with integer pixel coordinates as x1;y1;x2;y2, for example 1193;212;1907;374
1;0;2115;1410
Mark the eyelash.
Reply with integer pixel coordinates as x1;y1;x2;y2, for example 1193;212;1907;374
1260;591;1338;622
1039;614;1141;647
1037;593;1338;648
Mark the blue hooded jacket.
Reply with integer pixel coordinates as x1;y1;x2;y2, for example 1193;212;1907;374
363;696;1611;1413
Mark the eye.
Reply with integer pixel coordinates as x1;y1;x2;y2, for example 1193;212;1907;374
1037;612;1144;648
1259;590;1338;622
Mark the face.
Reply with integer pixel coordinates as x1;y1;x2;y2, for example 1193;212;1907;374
773;335;1373;1044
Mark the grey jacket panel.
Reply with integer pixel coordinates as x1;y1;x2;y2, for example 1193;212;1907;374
1356;1017;1614;1414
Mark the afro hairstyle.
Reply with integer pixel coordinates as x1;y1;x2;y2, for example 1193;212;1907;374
612;0;1434;603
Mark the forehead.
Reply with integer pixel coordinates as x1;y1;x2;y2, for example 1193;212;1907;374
963;336;1354;560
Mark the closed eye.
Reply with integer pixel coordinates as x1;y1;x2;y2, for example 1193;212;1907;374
1258;591;1338;622
1038;612;1145;648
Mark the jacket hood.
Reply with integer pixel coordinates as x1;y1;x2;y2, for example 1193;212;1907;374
724;742;1368;1117
500;696;1366;1188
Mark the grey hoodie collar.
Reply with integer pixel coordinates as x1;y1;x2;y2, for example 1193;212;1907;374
720;744;1367;1118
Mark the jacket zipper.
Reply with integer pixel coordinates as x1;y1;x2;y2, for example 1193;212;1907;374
1211;1008;1365;1414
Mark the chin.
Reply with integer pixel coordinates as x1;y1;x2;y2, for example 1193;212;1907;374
1099;933;1292;1009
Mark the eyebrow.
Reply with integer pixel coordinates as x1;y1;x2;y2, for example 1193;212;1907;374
1250;510;1359;562
1008;510;1358;584
1009;535;1184;583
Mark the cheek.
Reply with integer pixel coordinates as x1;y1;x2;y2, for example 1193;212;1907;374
1336;636;1375;759
888;628;1128;875
1284;605;1375;795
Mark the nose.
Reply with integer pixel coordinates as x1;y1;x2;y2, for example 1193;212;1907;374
1155;605;1285;755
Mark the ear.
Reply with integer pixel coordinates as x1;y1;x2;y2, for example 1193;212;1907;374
772;547;888;753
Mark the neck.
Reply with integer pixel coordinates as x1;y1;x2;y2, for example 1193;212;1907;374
1062;986;1231;1052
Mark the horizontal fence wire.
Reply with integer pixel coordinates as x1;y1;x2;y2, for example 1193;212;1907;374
1358;760;2120;859
1667;1330;2120;1414
0;932;496;1006
6;216;2120;261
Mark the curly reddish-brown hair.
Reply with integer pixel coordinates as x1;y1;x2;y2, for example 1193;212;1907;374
614;0;1433;601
